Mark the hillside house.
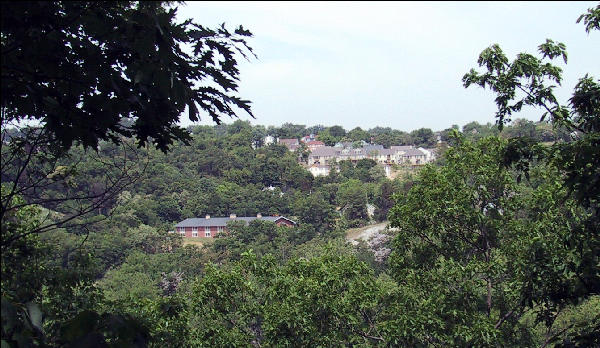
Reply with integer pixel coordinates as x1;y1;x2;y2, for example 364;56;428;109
305;140;325;151
308;146;340;165
300;134;317;143
278;138;300;151
401;148;428;165
174;214;297;238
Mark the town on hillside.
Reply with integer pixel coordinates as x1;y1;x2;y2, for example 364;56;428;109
263;134;438;177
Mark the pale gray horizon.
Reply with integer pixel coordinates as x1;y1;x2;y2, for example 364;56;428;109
176;1;599;132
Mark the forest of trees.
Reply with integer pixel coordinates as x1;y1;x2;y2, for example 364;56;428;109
1;1;598;347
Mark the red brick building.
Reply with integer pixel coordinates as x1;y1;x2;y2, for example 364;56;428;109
174;214;296;238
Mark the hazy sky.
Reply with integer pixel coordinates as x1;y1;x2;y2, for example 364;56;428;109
177;1;599;132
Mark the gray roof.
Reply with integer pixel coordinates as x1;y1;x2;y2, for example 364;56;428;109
390;145;414;151
175;216;296;227
377;148;396;156
362;144;384;152
335;141;354;148
402;148;426;156
309;146;340;157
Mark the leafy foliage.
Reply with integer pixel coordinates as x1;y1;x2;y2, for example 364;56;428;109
576;4;600;33
388;135;598;345
189;249;387;346
1;1;254;152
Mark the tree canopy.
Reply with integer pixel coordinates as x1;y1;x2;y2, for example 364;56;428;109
1;1;254;152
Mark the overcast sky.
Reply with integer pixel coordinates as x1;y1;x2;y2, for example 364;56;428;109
177;1;599;132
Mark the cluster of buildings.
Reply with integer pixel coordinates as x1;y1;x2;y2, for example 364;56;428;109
271;135;437;177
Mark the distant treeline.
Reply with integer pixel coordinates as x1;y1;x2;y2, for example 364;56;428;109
245;118;571;148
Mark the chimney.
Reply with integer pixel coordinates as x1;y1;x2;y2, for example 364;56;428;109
205;215;210;219
257;213;262;218
229;213;236;219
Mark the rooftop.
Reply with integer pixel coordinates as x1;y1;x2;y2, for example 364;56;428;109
175;216;296;227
